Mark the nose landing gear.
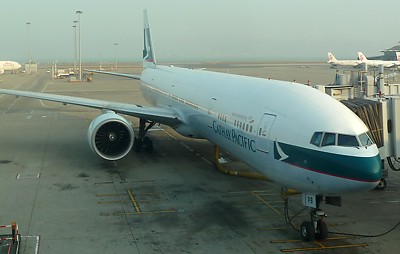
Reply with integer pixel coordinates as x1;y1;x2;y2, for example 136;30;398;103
300;208;328;241
300;195;329;241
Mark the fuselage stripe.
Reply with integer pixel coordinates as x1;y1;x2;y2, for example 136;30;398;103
286;161;380;183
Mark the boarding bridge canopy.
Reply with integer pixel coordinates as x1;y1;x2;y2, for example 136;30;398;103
341;98;383;148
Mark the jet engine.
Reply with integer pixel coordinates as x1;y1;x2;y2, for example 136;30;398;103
88;111;134;161
0;69;4;74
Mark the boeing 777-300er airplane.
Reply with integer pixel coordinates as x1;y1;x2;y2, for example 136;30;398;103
358;51;400;67
327;52;362;67
0;11;382;241
0;60;21;74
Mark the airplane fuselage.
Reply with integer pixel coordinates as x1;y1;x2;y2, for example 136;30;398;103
0;61;21;70
360;60;397;68
140;66;382;195
327;60;360;67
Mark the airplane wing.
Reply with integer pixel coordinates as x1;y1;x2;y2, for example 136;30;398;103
0;89;181;126
85;69;141;80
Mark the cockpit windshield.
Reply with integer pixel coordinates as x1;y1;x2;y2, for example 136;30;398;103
310;131;374;148
338;134;359;147
358;132;374;146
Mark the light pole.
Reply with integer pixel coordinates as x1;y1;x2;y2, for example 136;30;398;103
76;11;83;81
73;20;78;75
114;43;118;71
26;22;32;64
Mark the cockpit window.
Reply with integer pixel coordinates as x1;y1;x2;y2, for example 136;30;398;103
338;134;359;147
310;131;375;148
358;132;374;146
321;133;336;146
310;132;323;146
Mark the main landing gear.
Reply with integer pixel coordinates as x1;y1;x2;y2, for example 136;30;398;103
133;118;156;153
300;195;329;241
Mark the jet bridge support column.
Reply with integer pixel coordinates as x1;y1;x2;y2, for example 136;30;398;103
377;64;384;96
358;63;368;97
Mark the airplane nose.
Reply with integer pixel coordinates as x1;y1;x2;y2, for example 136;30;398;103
350;154;382;191
361;154;382;182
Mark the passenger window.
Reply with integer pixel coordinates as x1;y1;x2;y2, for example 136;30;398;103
321;133;336;146
359;132;374;146
338;134;359;147
310;132;323;146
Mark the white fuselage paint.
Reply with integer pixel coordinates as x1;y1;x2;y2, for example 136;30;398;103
0;61;22;72
359;60;398;68
139;65;381;196
328;60;360;67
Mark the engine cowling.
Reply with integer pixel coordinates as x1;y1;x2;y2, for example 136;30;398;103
0;69;4;74
88;112;134;161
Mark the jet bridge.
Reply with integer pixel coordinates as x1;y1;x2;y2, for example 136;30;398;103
342;96;400;174
341;98;383;149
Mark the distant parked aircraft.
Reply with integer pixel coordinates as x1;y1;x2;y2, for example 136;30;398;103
0;61;21;74
358;52;400;67
327;52;361;67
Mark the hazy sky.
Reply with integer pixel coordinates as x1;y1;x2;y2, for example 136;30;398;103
1;0;399;63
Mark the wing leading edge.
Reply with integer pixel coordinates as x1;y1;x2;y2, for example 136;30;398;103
0;89;181;126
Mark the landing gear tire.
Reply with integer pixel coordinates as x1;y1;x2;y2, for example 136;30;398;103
143;136;153;153
133;137;142;152
300;195;329;242
375;178;387;190
134;118;156;153
300;221;315;241
133;137;153;153
315;220;328;240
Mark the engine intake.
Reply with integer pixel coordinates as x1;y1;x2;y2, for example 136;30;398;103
88;112;134;160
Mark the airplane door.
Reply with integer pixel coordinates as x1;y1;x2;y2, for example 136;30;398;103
257;113;276;153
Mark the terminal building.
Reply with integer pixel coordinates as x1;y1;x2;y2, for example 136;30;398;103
368;43;400;60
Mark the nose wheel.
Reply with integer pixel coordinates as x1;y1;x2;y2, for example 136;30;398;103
300;195;328;241
284;191;339;242
300;208;328;241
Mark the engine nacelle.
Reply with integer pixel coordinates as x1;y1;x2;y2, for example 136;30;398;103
0;69;4;74
88;112;134;161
